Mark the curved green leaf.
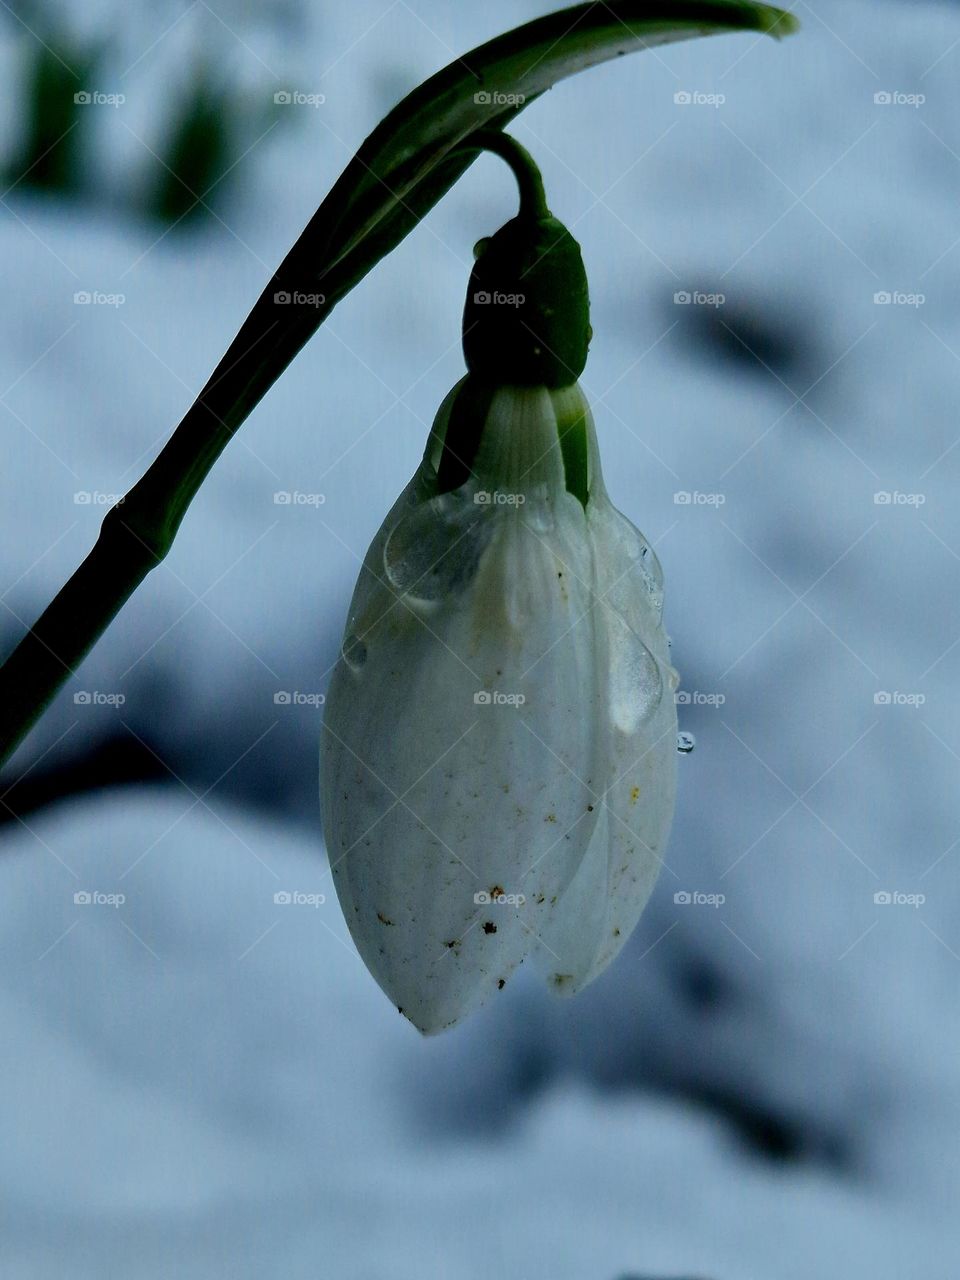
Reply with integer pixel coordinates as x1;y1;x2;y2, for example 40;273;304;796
313;1;796;282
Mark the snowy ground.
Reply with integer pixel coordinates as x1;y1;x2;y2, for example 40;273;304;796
1;790;956;1280
2;0;960;1275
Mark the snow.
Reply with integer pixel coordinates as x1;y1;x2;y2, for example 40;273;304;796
1;789;957;1279
2;0;960;1274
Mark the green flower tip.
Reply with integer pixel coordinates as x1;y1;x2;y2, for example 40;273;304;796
459;130;590;389
462;213;591;388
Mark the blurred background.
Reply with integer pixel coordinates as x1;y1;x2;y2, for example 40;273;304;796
1;0;959;1275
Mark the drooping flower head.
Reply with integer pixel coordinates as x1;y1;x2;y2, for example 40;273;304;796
321;133;678;1033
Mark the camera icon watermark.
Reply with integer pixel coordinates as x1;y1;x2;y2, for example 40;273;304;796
274;90;325;107
474;489;525;506
873;890;924;907
273;290;325;308
73;690;126;707
74;890;125;907
673;89;725;108
674;890;725;907
873;490;925;506
473;889;526;906
673;490;726;506
74;90;125;107
74;491;124;506
873;90;924;108
273;690;325;707
473;690;525;707
273;490;325;505
873;691;925;707
274;890;326;907
472;289;525;308
873;290;924;307
74;290;125;307
675;690;725;707
673;289;724;307
473;90;525;106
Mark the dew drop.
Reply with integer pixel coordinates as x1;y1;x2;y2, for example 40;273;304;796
608;616;662;733
342;634;367;674
383;493;493;602
636;542;665;619
677;731;696;754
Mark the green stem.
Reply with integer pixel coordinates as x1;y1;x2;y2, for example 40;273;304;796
0;309;320;768
463;130;551;221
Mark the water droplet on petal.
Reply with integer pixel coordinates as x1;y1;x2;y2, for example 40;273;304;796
677;731;696;754
608;617;662;733
636;543;664;619
383;493;493;602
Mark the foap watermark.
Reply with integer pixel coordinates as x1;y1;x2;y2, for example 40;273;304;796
74;290;125;307
274;890;326;907
74;90;125;107
274;691;325;707
74;690;125;707
274;490;325;506
474;489;525;506
474;690;525;707
274;90;326;107
674;289;725;307
74;890;125;907
473;290;525;308
873;290;925;308
874;490;925;506
675;690;726;707
874;890;925;907
674;89;725;108
474;889;526;906
273;290;326;308
74;491;124;506
473;90;526;106
674;890;725;907
674;490;725;506
874;691;925;707
873;90;925;108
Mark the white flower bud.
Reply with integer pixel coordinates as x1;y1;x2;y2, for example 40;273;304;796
321;375;679;1033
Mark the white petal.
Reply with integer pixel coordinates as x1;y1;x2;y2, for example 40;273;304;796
321;385;605;1032
537;497;678;993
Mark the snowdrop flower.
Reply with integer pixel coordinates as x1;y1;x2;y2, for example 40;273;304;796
321;135;678;1033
